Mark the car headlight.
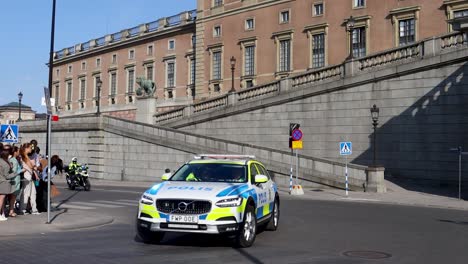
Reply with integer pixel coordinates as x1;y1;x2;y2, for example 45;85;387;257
216;197;243;207
140;194;154;205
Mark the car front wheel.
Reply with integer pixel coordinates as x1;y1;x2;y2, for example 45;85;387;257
235;205;257;248
136;220;164;244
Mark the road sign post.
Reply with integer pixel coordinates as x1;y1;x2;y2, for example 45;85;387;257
289;123;304;195
44;87;53;224
450;147;468;200
340;142;352;196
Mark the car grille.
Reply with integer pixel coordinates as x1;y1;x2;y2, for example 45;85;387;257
156;199;212;214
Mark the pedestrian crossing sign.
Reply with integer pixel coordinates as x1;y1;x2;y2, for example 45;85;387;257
340;142;352;155
0;124;19;143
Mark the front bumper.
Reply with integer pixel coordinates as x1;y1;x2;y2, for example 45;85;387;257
137;218;240;234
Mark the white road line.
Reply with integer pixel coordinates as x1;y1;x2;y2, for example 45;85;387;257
117;199;140;203
69;201;123;208
92;188;143;194
53;203;97;210
339;197;380;202
95;200;138;206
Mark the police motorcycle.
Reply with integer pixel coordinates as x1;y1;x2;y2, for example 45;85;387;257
65;157;91;191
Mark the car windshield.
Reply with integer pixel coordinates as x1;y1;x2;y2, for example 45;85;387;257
170;163;247;183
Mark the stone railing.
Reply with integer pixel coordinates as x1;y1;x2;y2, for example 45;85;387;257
194;95;228;113
152;31;468;125
441;31;468;50
54;9;196;60
238;81;280;102
358;42;422;71
292;65;343;87
154;107;185;123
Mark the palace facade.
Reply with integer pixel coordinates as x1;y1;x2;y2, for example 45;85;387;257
52;0;467;119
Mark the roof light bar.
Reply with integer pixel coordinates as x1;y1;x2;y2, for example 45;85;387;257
194;154;256;160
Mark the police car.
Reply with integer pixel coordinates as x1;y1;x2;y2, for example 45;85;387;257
136;154;280;247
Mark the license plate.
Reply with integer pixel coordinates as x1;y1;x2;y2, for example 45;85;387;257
169;215;199;223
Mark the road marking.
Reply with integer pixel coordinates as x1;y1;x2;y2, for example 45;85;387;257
95;200;137;206
92;188;143;194
117;199;139;203
69;201;123;208
339;197;380;202
53;203;97;210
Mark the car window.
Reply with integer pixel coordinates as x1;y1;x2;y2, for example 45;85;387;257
255;164;270;180
170;163;247;183
250;163;260;184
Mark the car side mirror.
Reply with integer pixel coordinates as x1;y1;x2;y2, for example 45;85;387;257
255;174;268;184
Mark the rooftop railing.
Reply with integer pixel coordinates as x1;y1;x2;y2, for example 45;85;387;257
54;9;196;60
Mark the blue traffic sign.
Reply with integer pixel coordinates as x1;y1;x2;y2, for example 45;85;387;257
340;142;352;155
291;129;303;141
1;124;19;143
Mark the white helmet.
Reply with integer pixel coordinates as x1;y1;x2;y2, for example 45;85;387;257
72;157;78;162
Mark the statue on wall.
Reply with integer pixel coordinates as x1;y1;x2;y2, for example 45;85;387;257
136;76;156;97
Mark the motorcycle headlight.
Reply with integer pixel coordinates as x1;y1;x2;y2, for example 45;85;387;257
216;197;243;207
140;194;154;205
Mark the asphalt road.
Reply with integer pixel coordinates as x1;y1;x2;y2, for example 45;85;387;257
1;184;468;264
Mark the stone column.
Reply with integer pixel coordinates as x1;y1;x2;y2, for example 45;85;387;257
135;96;157;124
365;167;386;193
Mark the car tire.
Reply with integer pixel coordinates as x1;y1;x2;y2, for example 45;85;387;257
136;221;165;244
235;205;257;248
265;197;279;231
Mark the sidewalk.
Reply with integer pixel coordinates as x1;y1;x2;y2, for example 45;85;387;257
1;179;467;237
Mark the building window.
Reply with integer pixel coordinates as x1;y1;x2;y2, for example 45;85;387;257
190;58;195;85
110;72;117;98
56;69;60;77
67;65;72;73
352;27;366;58
80;78;86;101
279;39;291;72
96;58;101;67
312;33;325;68
212;51;222;80
245;18;254;30
213;83;220;92
213;25;221;37
353;0;365;8
399;18;415;46
81;62;86;70
147;45;153;56
314;3;324;16
54;84;60;107
129;49;135;60
214;0;223;7
244;45;255;76
166;62;175;88
146;64;154;81
280;10;290;24
245;80;254;88
66;81;72;103
454;9;468;18
127;68;135;94
191;34;196;48
168;40;175;50
112;54;117;64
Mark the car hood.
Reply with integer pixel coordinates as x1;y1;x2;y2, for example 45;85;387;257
145;181;249;200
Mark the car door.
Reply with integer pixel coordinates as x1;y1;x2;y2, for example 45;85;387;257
254;163;275;213
249;162;270;219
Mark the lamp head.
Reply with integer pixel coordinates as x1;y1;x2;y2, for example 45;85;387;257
230;56;236;68
370;104;379;123
18;91;23;101
347;16;355;31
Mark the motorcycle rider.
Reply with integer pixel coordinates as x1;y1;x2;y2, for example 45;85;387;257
68;157;81;184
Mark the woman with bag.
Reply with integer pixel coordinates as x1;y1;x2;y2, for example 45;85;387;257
19;143;40;215
0;144;24;221
7;146;22;217
38;155;61;212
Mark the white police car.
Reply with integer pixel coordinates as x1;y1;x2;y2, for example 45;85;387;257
136;154;280;247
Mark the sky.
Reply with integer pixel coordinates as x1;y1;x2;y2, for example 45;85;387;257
0;0;196;113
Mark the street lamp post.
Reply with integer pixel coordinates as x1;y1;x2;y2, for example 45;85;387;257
370;104;380;167
96;78;102;116
346;16;355;61
17;91;23;122
229;56;236;93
